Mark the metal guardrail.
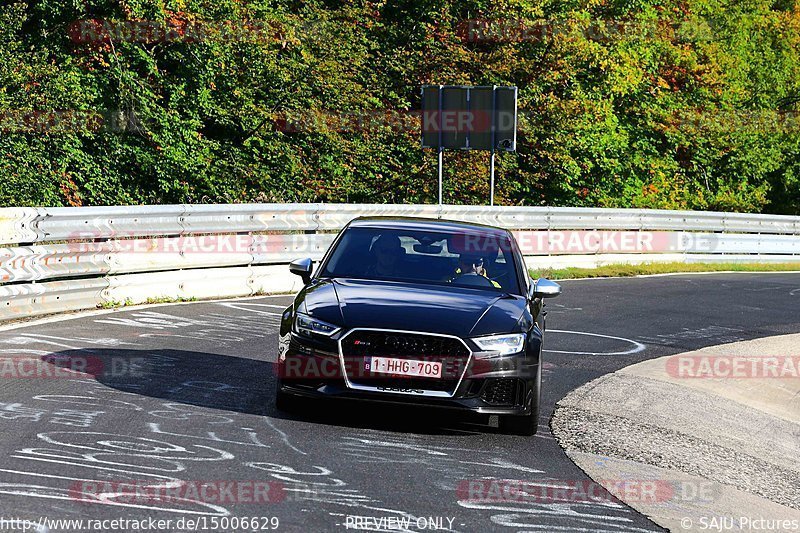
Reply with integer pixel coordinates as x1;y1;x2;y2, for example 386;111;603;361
1;203;799;321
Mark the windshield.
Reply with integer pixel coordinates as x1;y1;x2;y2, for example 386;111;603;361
319;226;522;294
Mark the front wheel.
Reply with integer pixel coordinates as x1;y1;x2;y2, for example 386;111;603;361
501;367;541;436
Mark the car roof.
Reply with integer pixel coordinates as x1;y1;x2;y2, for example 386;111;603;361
348;216;510;236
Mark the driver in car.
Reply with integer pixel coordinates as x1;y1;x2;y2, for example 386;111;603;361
450;253;501;288
365;234;404;277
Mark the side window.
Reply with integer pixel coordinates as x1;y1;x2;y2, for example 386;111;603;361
510;238;529;293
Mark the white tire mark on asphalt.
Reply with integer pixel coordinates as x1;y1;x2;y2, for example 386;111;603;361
543;330;646;356
216;302;284;316
264;417;307;455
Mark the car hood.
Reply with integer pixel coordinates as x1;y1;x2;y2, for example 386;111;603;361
299;278;527;338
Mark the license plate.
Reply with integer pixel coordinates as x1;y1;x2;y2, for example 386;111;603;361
367;357;443;379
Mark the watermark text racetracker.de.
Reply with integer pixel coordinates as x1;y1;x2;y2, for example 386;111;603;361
457;478;720;505
665;355;800;379
70;480;285;506
513;230;675;255
0;354;147;380
0;109;145;135
69;18;283;44
5;107;798;136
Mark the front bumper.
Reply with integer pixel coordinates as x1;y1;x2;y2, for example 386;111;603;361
277;380;535;415
276;330;540;415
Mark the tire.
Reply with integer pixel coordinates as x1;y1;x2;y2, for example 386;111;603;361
501;355;542;436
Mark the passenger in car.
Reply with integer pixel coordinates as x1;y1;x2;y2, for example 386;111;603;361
365;234;405;277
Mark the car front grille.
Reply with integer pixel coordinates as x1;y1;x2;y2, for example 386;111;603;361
340;330;471;395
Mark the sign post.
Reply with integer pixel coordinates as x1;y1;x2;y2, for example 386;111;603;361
490;85;497;206
438;85;443;206
421;85;517;205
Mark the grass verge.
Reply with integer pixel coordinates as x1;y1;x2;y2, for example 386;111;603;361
530;261;800;280
97;296;198;309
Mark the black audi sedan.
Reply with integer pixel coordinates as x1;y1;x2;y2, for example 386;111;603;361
274;217;561;435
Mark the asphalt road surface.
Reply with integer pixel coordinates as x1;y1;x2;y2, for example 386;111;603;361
0;273;798;533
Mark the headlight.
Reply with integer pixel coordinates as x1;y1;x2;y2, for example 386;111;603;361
294;312;340;337
472;333;525;356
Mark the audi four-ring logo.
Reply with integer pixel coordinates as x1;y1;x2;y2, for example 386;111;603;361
385;336;425;352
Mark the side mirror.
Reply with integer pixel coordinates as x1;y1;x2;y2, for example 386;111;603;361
530;277;561;299
289;258;313;285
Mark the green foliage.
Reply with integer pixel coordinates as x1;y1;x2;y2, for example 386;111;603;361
1;0;798;213
98;297;134;308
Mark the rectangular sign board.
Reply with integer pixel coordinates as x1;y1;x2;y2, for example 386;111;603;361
421;85;517;152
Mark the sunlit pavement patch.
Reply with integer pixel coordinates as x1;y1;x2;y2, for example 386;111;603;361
551;333;800;531
559;453;800;533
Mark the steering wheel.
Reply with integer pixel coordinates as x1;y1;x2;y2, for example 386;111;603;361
452;272;496;288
